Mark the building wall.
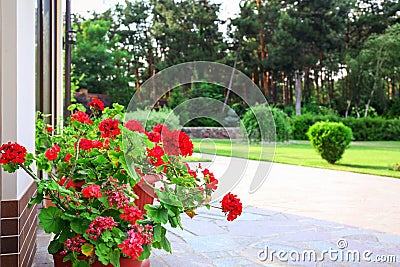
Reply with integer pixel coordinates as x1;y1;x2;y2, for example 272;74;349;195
0;0;63;265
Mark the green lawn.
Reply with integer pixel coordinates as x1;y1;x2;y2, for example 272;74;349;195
192;139;400;178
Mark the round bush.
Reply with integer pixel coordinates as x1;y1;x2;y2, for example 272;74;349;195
307;122;353;164
241;104;291;142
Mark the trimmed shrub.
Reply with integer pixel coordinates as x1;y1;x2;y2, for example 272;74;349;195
241;104;291;142
126;107;181;131
291;114;339;140
271;108;292;142
307;122;353;164
341;117;400;141
292;115;400;141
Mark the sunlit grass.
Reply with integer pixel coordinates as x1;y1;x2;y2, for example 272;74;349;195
192;139;400;178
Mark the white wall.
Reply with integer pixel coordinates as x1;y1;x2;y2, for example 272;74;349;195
0;0;36;200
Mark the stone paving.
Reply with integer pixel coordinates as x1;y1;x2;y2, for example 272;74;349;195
33;155;400;266
34;206;400;266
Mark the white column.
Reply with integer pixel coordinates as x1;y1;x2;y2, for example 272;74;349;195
0;0;36;200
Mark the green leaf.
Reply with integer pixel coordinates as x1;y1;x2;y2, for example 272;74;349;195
95;243;111;265
109;249;121;267
101;230;113;244
155;189;183;208
93;155;108;164
48;239;62;254
73;260;90;267
71;219;89;235
28;193;44;207
137;245;151;260
161;237;172;253
144;205;168;224
38;207;64;234
67;104;77;111
153;224;166;242
81;243;94;257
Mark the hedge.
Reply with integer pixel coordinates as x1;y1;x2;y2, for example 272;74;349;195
292;115;400;141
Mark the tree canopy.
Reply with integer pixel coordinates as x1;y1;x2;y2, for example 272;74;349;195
71;0;400;117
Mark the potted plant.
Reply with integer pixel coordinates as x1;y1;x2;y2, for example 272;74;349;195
0;99;242;267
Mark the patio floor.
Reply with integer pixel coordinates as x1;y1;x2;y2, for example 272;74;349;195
33;155;400;266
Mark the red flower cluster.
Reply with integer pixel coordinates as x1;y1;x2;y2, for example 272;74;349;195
202;169;218;190
89;98;104;111
86;216;118;240
0;142;27;165
45;144;60;161
104;177;129;209
153;124;166;134
98;118;121;139
162;129;193;157
146;124;193;157
63;235;86;254
221;193;242;221
45;126;53;133
120;205;143;224
82;184;102;199
146;131;161;143
70;111;93;125
125;120;145;133
78;138;103;151
64;153;73;163
58;177;76;190
147;145;166;166
118;225;153;259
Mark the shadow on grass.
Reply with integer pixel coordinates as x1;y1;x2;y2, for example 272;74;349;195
338;163;391;171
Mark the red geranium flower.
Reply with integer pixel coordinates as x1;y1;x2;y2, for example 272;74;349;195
0;142;27;165
45;144;60;161
118;225;153;259
45;126;53;133
64;153;72;163
221;192;242;221
125;120;145;133
63;235;86;254
98;118;121;139
147;145;165;166
120;205;143;224
162;130;193;157
82;184;102;199
78;138;102;151
153;124;168;134
86;216;117;240
70;111;93;125
89;98;104;111
145;131;161;143
58;177;76;190
202;168;218;190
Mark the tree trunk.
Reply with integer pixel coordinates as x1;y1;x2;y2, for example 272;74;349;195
295;72;302;116
389;78;393;100
314;68;319;104
289;77;293;105
320;67;325;104
328;71;334;105
282;72;287;105
271;71;277;104
345;100;351;118
365;45;384;117
222;43;241;112
304;68;310;103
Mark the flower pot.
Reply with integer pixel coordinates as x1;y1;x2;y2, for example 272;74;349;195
52;252;149;267
133;174;159;212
